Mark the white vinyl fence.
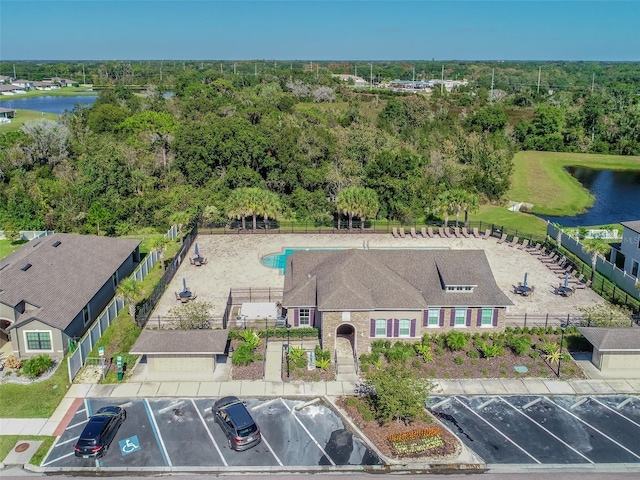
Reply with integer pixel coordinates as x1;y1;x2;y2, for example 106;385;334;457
0;230;54;241
66;227;174;382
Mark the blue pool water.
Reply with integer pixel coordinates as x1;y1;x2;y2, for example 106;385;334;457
261;247;448;274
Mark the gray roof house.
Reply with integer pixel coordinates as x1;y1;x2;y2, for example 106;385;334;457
0;233;140;359
578;326;640;375
282;249;512;358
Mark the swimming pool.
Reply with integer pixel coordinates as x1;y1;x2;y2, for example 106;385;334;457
261;247;448;274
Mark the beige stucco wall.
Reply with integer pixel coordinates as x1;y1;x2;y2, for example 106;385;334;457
11;319;64;359
0;303;16;323
598;350;640;372
148;354;215;373
320;308;506;355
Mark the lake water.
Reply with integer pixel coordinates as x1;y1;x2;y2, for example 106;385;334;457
539;167;640;227
0;95;98;114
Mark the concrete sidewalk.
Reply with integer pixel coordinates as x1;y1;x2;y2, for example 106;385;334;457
3;377;639;437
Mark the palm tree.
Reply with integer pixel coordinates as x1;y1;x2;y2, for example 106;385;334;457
461;192;479;227
116;277;145;326
435;190;456;227
227;188;252;230
336;186;378;230
170;211;191;244
150;234;170;274
257;190;282;230
582;238;611;282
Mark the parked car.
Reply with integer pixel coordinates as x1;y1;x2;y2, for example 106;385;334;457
212;396;261;451
74;406;126;458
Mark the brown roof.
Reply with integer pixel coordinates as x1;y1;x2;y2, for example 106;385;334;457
0;233;140;331
0;107;15;113
130;330;229;354
283;249;512;310
621;221;640;235
577;327;640;351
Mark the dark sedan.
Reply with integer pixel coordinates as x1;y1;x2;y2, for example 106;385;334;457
212;396;261;451
74;406;126;458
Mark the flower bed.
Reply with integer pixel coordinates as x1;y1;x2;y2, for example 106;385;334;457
388;428;445;456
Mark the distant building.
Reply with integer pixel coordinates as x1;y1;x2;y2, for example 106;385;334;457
332;74;368;87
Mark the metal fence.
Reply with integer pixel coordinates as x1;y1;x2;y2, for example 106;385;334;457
505;313;638;329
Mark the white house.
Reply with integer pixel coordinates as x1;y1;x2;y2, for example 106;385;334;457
613;221;640;280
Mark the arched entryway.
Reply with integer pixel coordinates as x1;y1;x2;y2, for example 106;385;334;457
0;318;12;347
335;324;356;356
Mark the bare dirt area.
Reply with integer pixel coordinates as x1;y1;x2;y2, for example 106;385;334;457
336;397;461;460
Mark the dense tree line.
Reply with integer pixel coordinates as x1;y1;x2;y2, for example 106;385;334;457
0;63;638;234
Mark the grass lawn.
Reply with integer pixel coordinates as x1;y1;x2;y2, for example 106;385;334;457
0;110;59;133
0;435;56;466
508;151;640;217
468;204;549;237
0;86;96;100
0;360;71;417
0;239;27;259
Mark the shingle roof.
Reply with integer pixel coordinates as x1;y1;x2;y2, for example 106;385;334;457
0;233;140;331
130;330;229;354
283;249;513;310
621;221;640;235
577;327;640;351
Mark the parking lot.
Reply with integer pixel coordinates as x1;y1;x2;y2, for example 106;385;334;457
43;397;380;468
428;395;640;465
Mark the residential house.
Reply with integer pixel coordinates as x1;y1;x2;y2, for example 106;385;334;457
11;79;34;91
282;249;513;357
43;77;77;87
611;220;640;279
1;233;141;359
0;84;24;95
0;75;13;83
0;107;16;119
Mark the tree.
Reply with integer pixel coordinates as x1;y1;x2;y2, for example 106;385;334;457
87;202;112;236
116;278;144;326
226;187;281;230
170;211;191;243
578;302;633;327
150;234;170;274
582;238;611;281
364;363;433;425
20;119;70;168
336;186;379;230
434;190;457;227
167;301;213;329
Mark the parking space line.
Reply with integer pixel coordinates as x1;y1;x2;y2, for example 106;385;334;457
260;433;283;466
279;398;336;466
55;437;78;447
452;397;541;464
66;419;88;430
498;396;593;464
189;399;227;467
545;396;640;461
42;451;75;466
522;397;542;409
617;398;633;409
571;398;588;409
252;399;279;410
589;397;640;429
143;399;172;466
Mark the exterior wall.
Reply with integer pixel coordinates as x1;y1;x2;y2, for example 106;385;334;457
12;319;65;359
0;303;16;322
620;226;640;278
600;351;640;372
320;307;507;356
148;354;215;373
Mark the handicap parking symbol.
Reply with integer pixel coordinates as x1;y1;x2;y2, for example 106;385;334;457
119;435;141;456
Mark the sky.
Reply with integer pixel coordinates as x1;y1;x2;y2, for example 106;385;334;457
1;1;639;61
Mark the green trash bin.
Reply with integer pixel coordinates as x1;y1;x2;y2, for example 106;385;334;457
117;368;123;381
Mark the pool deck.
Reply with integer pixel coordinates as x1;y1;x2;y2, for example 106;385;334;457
152;233;602;321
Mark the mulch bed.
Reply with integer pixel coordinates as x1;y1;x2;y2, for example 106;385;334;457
336;397;461;460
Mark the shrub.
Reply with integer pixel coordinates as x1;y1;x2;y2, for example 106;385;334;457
21;354;54;379
433;346;445;356
433;334;446;348
385;342;416;363
529;350;540;359
231;343;254;366
446;331;469;351
237;329;261;349
480;342;505;358
453;356;464;365
466;349;480;359
509;335;531;356
4;354;21;369
481;369;489;377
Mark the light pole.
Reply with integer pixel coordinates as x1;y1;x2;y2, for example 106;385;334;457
285;321;291;378
557;323;567;377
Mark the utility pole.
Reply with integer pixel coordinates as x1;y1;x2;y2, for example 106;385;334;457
82;64;86;84
591;73;595;93
537;66;541;94
13;64;16;79
490;67;495;101
254;63;257;77
160;61;163;82
441;64;444;94
370;63;373;91
220;63;223;74
355;65;357;77
233;63;237;74
413;65;415;82
316;62;318;80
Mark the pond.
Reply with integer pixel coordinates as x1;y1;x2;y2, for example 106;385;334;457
0;95;98;114
539;167;640;227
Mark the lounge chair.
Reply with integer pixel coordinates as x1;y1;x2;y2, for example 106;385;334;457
438;226;448;238
399;227;406;238
482;228;491;240
496;233;508;244
517;239;529;250
194;259;202;267
189;258;195;266
410;227;418;238
392;227;399;238
461;227;471;238
507;236;520;247
472;227;480;238
528;243;543;255
575;279;592;290
421;226;428;238
201;257;208;265
540;253;558;264
175;292;181;301
453;226;462;238
428;226;435;238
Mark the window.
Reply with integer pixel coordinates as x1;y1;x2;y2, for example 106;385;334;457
428;309;440;327
299;308;310;326
454;309;467;327
375;319;387;337
399;319;410;337
83;306;90;325
25;331;52;351
633;260;639;278
481;309;493;327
